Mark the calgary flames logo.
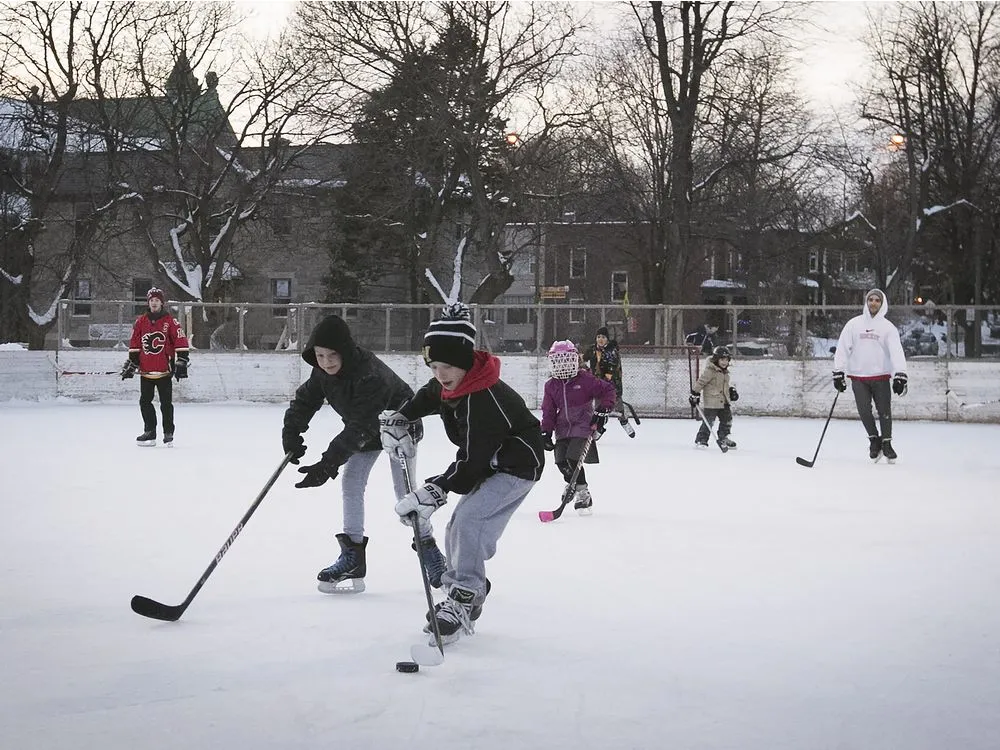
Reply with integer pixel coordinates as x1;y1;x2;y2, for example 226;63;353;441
142;330;166;355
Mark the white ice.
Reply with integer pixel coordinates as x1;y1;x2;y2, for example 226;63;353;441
1;402;998;750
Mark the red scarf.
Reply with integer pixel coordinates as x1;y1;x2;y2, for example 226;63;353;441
440;351;501;399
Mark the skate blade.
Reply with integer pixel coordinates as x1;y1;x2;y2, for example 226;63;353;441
411;642;445;666
886;458;896;465
136;441;157;447
317;578;366;594
576;507;593;516
872;454;883;463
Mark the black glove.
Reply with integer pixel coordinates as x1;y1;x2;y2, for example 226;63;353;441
729;386;739;402
120;360;137;380
892;372;908;396
294;461;339;489
833;371;847;392
542;431;555;451
282;432;306;464
590;412;608;432
173;357;189;380
689;391;700;407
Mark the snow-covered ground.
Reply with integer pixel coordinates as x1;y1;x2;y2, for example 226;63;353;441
2;402;998;750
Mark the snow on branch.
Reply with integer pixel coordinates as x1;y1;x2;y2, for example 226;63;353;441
423;236;468;306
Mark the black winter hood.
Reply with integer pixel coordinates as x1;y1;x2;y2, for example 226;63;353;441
302;315;357;369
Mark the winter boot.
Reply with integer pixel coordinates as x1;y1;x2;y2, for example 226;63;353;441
136;430;156;446
317;533;367;594
868;435;882;461
574;484;593;514
428;585;477;645
163;432;174;446
412;536;447;588
881;438;898;463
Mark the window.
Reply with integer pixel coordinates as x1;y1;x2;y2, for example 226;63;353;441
73;278;92;316
505;297;535;325
73;202;90;239
271;277;292;317
569;298;585;324
569;247;586;279
133;277;152;315
526;252;537;276
611;271;628;302
808;251;819;273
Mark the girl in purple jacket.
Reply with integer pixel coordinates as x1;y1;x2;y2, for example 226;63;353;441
540;340;618;513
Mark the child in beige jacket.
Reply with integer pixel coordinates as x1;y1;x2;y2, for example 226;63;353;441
689;346;739;449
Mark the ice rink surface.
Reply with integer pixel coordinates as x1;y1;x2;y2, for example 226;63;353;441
1;402;998;750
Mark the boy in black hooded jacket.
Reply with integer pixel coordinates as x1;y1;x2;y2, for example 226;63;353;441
282;314;445;593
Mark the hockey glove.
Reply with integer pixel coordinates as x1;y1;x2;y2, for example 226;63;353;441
729;386;739;402
689;391;700;407
892;372;908;396
395;483;447;526
120;360;137;380
294;460;339;489
379;410;420;459
173;356;189;380
833;371;847;393
542;431;555;451
282;432;306;465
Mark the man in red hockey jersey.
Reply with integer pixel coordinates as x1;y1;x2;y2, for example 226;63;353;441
121;287;190;446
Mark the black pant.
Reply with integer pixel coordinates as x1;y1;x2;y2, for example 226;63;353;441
851;378;892;440
696;404;732;443
139;376;174;434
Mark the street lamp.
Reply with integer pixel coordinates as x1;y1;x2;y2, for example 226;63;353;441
505;132;520;147
888;133;907;151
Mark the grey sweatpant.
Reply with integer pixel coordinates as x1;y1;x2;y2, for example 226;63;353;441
851;378;893;440
341;450;435;542
440;472;537;601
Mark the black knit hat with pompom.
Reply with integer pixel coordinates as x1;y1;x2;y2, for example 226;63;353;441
423;302;476;370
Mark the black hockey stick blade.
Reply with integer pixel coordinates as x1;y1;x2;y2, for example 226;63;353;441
795;392;839;469
130;454;292;621
130;595;188;622
795;456;815;468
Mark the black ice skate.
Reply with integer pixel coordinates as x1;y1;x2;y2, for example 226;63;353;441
136;430;156;447
881;438;897;464
695;439;709;449
574;485;593;515
412;536;447;588
868;435;882;462
427;585;477;645
720;437;737;449
163;432;174;447
317;533;367;594
716;438;730;453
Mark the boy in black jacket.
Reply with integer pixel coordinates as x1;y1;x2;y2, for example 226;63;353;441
379;304;545;645
282;315;444;594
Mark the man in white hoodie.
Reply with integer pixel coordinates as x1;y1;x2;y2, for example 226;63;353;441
832;288;908;462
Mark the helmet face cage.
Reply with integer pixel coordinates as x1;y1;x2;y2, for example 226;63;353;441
712;345;731;365
548;340;580;379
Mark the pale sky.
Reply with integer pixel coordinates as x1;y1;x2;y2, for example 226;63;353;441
233;0;872;116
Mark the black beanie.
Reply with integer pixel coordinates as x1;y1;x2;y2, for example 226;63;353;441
302;315;355;368
423;303;476;370
596;326;610;338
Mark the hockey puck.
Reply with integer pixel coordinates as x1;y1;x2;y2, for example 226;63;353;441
396;661;420;673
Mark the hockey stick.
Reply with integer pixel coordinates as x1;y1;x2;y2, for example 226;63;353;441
58;370;120;376
621;400;641;425
539;429;597;523
945;389;1000;409
398;454;445;666
130;453;294;621
694;403;728;452
795;391;840;468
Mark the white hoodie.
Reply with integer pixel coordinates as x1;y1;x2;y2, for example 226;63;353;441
832;288;907;379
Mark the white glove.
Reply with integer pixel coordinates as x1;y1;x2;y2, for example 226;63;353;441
395;483;447;526
379;410;416;458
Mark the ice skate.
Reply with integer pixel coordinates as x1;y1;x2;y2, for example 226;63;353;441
136;430;156;447
720;437;737;449
695;439;709;449
869;435;882;463
573;485;593;516
716;438;730;453
317;533;367;594
412;536;447;588
163;432;174;447
881;438;897;464
426;585;477;646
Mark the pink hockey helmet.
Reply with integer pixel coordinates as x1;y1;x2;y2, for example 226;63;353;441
548;340;580;380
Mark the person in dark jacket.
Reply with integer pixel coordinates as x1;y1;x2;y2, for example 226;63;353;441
380;303;545;646
685;323;719;354
282;314;445;594
582;325;635;437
